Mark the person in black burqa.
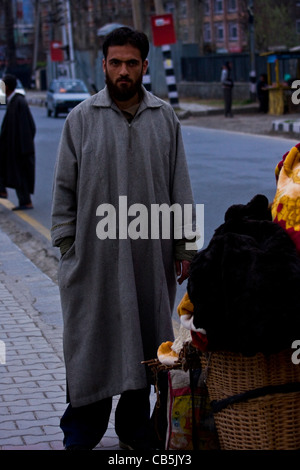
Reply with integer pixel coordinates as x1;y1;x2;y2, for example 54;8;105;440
0;74;36;210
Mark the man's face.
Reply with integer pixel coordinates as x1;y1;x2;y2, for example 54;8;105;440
103;44;148;102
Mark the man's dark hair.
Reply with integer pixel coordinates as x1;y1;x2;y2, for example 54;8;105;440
102;27;149;62
3;74;17;92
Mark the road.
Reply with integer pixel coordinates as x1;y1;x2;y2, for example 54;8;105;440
0;105;297;306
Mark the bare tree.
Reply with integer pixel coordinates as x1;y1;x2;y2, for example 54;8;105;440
2;0;17;69
254;0;295;52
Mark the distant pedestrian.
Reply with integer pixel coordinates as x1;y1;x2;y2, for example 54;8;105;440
221;61;234;117
257;73;269;113
0;74;36;209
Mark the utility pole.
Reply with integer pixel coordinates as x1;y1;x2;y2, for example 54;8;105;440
131;0;142;30
248;0;256;101
33;0;41;75
65;0;75;78
131;0;151;91
154;0;164;15
54;0;75;79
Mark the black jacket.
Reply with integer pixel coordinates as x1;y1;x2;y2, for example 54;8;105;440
188;194;300;356
0;93;36;193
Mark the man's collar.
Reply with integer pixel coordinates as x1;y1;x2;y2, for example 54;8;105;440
92;85;164;112
6;90;16;104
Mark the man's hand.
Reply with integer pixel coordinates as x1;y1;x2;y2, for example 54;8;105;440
175;260;190;285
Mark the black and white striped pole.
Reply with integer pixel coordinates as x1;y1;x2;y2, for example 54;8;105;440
161;44;179;108
151;12;178;107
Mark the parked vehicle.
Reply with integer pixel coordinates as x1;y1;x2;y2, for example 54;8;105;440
46;78;90;117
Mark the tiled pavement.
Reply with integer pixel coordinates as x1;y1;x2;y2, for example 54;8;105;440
0;227;131;451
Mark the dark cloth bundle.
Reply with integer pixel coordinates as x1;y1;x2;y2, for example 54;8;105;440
187;194;300;356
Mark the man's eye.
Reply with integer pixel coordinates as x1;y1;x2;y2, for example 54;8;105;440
128;61;138;67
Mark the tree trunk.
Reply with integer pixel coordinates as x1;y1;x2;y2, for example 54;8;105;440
3;0;17;69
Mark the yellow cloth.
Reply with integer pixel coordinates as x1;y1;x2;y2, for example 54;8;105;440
177;291;194;316
272;144;300;253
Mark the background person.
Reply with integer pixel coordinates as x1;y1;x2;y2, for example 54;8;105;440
221;61;234;117
51;27;197;451
257;73;269;113
0;74;35;209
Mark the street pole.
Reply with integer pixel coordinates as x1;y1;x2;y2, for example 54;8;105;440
131;0;152;92
248;0;256;101
154;0;164;15
65;0;75;79
131;0;142;30
33;0;41;84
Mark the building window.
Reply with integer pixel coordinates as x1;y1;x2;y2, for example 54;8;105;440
165;2;175;14
228;0;237;12
214;0;223;14
204;0;210;15
179;0;187;18
204;23;211;42
215;22;224;41
228;22;238;41
182;26;189;42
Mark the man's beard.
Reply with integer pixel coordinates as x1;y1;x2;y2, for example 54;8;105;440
105;71;143;102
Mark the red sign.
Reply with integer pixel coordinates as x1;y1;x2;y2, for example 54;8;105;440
51;41;63;62
151;14;176;46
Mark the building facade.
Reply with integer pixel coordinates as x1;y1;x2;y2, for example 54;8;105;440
202;0;248;53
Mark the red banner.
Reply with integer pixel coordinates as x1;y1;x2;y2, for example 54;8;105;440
151;14;176;46
51;41;63;62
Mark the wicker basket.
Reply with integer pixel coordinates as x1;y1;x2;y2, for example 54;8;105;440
200;349;300;450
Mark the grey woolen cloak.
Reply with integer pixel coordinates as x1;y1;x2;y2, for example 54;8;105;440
51;86;196;407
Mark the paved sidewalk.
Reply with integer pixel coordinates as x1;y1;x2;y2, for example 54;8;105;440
0;227;138;451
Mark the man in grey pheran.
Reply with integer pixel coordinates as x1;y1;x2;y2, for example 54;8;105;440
51;27;197;450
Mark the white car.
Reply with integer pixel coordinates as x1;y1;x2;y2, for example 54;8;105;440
46;78;90;117
0;78;25;106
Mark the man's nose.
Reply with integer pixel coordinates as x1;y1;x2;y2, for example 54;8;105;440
119;62;129;75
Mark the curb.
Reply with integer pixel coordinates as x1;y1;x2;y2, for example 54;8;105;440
272;119;300;134
27;97;46;107
176;105;258;119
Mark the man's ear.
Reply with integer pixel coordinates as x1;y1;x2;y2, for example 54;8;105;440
142;59;149;76
102;58;106;74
